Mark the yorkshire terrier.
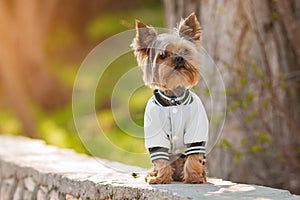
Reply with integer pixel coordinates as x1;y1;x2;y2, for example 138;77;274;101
131;13;209;184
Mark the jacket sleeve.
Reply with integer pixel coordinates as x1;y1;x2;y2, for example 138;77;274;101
144;98;170;162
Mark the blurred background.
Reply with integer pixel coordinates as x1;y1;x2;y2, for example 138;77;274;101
0;0;299;195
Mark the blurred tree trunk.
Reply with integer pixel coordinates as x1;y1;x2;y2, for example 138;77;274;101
163;0;201;28
164;0;300;194
0;0;70;137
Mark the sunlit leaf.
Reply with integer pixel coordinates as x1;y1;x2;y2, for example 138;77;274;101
222;139;232;150
248;145;261;154
234;152;242;163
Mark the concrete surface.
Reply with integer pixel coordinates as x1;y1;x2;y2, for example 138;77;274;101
0;135;299;200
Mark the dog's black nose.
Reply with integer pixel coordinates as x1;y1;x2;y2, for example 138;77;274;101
174;56;184;65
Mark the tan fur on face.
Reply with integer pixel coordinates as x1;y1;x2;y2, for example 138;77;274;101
151;41;200;92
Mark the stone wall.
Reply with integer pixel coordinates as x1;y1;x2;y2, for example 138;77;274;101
0;135;299;200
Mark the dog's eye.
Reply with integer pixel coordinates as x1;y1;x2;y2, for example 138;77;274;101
159;51;168;60
182;49;189;55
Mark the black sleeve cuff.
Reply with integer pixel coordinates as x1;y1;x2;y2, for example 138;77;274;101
186;142;206;156
148;147;169;162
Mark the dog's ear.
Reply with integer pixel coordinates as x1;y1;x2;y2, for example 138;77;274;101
178;13;201;42
133;20;157;51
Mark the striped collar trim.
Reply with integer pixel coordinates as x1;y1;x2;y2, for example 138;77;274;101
153;89;192;107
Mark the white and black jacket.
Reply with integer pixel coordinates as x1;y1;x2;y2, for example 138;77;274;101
144;90;209;162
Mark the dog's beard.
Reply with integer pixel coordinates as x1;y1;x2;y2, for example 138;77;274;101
148;59;200;95
151;64;191;90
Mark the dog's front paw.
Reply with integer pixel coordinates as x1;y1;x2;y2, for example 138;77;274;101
145;159;173;184
184;154;207;184
146;175;172;184
145;171;157;182
183;172;206;184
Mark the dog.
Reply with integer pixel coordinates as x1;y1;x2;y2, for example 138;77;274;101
131;13;208;184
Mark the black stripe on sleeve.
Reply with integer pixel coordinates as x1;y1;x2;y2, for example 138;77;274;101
186;142;206;156
148;147;169;162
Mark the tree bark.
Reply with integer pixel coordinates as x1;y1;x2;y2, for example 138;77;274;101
164;0;300;194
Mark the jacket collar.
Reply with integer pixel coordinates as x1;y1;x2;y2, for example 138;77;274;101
153;89;192;107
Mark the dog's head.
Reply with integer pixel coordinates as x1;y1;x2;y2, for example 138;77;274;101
132;13;202;96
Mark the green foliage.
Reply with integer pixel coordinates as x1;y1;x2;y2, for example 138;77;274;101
246;92;255;101
0;5;164;168
228;105;235;111
223;89;229;96
289;89;296;95
129;87;152;126
230;87;238;95
266;148;273;156
37;104;88;154
262;101;269;109
234;152;242;163
228;100;241;111
242;100;250;108
247;132;271;154
204;88;211;97
49;61;78;86
95;52;138;104
242;92;255;108
244;111;257;123
216;5;225;14
278;154;285;162
233;101;241;107
221;138;243;164
40;120;70;148
0;112;22;134
242;138;249;145
248;145;261;154
46;27;78;52
240;78;247;86
255;131;271;144
87;15;124;40
263;82;269;89
86;7;164;41
271;12;279;20
221;139;232;150
250;61;257;68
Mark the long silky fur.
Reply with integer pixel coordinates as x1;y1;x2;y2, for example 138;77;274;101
145;159;173;184
183;154;207;184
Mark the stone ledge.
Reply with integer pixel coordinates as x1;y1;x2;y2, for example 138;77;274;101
0;135;299;200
